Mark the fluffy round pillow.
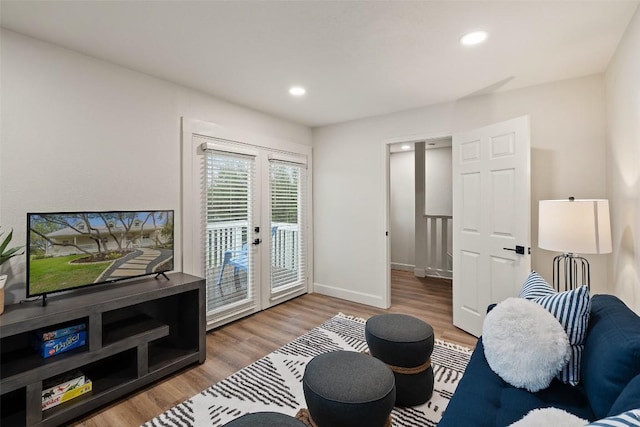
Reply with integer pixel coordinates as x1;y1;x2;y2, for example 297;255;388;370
483;297;570;392
509;408;588;427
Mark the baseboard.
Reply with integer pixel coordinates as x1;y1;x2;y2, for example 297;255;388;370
425;267;453;280
390;263;415;272
414;268;426;277
313;282;388;309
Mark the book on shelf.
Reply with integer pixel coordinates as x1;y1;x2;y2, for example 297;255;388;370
42;379;92;411
32;330;87;358
42;370;86;401
34;323;86;341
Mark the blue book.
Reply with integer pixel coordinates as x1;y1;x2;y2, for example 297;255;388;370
33;331;87;358
34;323;86;341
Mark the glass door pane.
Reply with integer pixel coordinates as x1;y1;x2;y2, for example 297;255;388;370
204;151;257;315
269;161;306;292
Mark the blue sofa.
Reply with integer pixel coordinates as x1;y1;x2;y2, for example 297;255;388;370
439;294;640;426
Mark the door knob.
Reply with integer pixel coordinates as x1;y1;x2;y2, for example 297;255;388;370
503;245;526;255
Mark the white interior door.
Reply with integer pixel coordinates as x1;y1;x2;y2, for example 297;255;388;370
452;116;531;337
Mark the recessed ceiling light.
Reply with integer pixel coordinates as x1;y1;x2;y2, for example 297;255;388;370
460;30;488;46
401;144;411;150
289;86;306;96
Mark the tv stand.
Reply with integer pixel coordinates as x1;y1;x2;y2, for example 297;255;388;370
0;273;205;427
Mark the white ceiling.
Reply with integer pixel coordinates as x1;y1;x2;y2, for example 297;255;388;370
1;1;637;128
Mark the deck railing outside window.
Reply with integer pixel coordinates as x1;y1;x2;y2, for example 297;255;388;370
206;221;298;270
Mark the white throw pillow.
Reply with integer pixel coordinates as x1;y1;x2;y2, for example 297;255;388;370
483;297;571;392
510;408;588;427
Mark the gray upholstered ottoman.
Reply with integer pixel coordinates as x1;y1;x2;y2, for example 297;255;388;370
301;351;396;427
365;313;435;406
223;411;306;426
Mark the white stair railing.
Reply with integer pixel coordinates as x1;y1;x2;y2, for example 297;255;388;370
425;215;453;279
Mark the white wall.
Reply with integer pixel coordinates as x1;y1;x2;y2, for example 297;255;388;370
313;74;608;308
425;147;453;216
4;27;631;313
605;7;640;313
389;151;415;270
0;30;312;304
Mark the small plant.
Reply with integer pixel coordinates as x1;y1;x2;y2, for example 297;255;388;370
0;227;24;267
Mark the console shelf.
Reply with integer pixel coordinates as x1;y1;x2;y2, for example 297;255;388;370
0;273;206;427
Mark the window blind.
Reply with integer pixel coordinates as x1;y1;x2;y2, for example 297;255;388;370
204;148;256;310
269;159;307;290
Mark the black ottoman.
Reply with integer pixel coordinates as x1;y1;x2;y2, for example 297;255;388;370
365;313;435;406
223;411;306;426
302;351;395;427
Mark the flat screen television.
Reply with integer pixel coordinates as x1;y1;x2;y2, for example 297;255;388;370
27;210;174;305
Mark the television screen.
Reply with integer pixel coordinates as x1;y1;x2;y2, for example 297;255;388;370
27;210;174;299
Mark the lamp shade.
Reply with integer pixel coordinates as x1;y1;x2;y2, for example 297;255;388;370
538;199;612;254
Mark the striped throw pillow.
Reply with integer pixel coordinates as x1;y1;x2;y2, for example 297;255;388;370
587;409;640;426
519;271;555;299
520;271;591;386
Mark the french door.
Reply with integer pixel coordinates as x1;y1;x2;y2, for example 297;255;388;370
182;119;310;329
204;147;259;318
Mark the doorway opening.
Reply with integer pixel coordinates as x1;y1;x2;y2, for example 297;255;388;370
388;138;453;282
386;116;531;337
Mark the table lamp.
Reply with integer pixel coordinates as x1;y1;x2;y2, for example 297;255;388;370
538;198;612;291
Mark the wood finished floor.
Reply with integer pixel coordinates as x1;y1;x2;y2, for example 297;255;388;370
73;270;477;426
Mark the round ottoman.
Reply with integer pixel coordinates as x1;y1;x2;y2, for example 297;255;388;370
302;351;395;427
365;313;435;406
223;411;306;426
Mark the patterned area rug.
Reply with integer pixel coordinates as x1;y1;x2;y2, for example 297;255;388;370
143;313;472;427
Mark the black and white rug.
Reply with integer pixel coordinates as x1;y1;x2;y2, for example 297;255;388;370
143;313;472;427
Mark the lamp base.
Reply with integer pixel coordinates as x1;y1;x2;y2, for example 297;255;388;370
552;253;590;292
